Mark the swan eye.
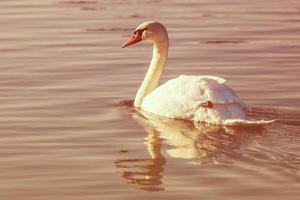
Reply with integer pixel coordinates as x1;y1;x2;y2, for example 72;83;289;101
134;28;147;35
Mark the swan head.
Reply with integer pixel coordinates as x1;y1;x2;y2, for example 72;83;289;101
122;21;168;48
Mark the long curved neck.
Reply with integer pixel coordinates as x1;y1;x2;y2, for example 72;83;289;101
134;40;169;107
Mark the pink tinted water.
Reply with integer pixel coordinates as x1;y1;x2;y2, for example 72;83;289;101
0;0;299;199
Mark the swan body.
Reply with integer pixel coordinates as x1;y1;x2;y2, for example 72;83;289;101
122;21;272;125
142;75;247;124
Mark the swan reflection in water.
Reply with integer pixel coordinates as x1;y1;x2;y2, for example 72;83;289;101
115;106;264;191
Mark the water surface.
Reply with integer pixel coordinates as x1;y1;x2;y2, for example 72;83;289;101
0;0;299;199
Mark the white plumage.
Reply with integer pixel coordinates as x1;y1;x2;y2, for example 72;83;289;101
142;75;247;124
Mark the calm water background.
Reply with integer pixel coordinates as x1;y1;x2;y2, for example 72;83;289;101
0;0;299;199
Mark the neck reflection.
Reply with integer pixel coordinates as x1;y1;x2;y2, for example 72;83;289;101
115;129;166;192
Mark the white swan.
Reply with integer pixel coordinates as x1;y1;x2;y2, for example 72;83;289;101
122;21;271;125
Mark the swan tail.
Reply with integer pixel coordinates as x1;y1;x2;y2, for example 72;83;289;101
194;103;275;125
222;119;275;126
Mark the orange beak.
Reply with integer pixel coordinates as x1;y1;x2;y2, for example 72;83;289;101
122;32;142;48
